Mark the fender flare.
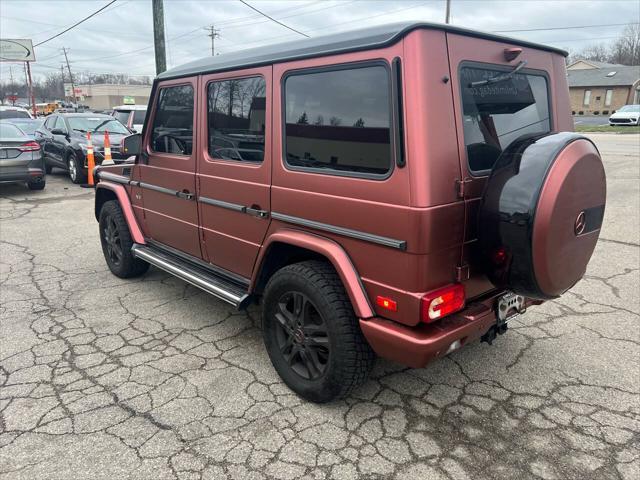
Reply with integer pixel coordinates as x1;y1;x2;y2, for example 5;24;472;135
95;181;146;245
251;230;374;319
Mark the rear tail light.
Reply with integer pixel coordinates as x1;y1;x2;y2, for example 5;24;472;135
421;284;465;323
19;141;40;152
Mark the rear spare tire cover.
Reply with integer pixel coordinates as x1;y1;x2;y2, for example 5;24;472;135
479;132;606;300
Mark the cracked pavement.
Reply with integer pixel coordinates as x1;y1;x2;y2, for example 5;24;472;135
0;133;638;480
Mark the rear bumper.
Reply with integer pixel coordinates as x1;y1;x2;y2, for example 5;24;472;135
0;167;44;183
360;295;538;368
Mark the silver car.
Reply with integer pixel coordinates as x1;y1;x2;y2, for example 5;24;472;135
0;122;46;190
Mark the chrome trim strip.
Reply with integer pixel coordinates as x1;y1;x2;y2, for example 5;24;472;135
132;245;247;306
98;171;130;185
138;182;179;197
271;212;407;250
199;196;245;213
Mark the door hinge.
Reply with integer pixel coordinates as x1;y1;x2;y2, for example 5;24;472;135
456;264;470;282
456;178;472;198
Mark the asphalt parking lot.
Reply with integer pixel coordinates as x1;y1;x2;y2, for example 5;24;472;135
0;133;638;480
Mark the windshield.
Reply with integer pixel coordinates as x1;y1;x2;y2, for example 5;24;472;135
67;117;129;134
618;105;640;112
0;123;27;138
459;65;550;173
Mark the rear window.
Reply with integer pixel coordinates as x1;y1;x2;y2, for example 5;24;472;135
0;110;30;119
284;64;392;177
0;123;26;138
459;65;550;173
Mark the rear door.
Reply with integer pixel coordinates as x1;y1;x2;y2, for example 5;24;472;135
196;67;272;277
138;79;201;258
446;34;556;297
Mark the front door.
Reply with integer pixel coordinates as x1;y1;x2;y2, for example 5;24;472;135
138;78;201;258
196;67;272;278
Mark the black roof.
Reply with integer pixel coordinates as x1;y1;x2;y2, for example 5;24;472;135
159;21;568;80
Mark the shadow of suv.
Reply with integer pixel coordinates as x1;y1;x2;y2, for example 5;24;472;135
93;22;606;403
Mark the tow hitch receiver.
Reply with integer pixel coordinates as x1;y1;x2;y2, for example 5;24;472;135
482;292;526;345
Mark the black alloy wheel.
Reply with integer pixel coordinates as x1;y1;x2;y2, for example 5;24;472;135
102;214;123;267
98;200;149;278
262;260;375;403
274;291;330;380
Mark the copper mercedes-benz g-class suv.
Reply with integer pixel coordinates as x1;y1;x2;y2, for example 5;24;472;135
93;22;606;402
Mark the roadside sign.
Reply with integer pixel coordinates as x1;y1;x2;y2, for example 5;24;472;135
0;39;35;62
123;96;135;105
64;83;74;96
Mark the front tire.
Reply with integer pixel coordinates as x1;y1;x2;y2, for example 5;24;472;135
262;260;375;403
67;152;86;184
99;200;149;278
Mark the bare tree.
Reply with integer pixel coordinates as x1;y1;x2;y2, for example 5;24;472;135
573;24;640;66
609;23;640;66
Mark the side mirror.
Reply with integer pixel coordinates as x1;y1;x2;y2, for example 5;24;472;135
51;128;67;135
122;133;142;156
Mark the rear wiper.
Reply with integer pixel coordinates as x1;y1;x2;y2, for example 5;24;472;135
470;60;528;87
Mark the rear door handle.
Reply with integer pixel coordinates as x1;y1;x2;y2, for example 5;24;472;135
176;189;194;200
245;205;269;218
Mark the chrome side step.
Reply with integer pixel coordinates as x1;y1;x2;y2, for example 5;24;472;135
131;244;251;309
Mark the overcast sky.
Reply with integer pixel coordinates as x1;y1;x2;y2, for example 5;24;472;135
1;0;638;82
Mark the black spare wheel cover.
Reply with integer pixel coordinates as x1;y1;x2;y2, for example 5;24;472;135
479;132;606;300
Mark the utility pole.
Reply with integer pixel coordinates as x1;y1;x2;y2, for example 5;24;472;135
62;47;77;105
445;0;451;24
9;66;14;84
60;65;66;101
204;25;220;56
152;0;167;74
26;62;37;116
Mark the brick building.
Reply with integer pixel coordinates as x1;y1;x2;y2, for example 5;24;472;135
567;60;640;115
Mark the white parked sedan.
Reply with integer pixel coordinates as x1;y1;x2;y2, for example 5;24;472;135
609;105;640;126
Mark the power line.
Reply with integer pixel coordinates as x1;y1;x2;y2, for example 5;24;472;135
34;0;118;47
494;22;639;33
237;0;309;38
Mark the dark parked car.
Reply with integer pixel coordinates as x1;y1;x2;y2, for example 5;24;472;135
36;113;131;184
0;122;45;190
94;22;606;402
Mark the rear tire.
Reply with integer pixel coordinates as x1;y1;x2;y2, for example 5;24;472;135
45;165;53;174
67;152;86;184
27;178;45;190
262;260;375;403
99;200;149;278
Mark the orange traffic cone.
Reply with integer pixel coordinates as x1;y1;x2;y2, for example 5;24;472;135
103;130;112;164
86;132;95;186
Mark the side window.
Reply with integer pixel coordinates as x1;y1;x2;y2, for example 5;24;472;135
44;116;56;130
150;84;194;156
54;116;67;132
284;65;392;177
207;76;266;162
114;110;130;126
